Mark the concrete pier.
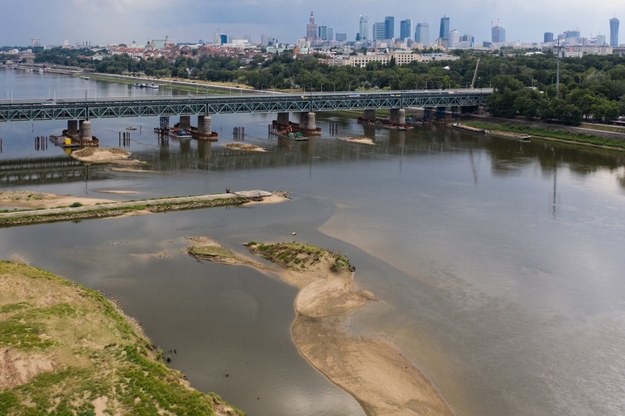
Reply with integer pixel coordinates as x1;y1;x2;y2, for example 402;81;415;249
363;109;376;122
179;115;191;129
79;120;92;141
299;112;317;131
200;115;212;135
276;112;290;128
67;120;79;137
389;109;406;125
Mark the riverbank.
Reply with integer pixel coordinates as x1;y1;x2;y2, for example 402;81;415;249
0;190;287;227
462;117;625;151
189;239;454;416
0;261;243;415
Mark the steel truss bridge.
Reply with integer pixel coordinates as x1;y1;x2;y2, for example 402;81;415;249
0;89;492;123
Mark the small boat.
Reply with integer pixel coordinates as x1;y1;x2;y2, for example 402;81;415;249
126;126;138;131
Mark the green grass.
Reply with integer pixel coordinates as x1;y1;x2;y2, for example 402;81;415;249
246;241;355;272
465;120;625;150
0;261;244;415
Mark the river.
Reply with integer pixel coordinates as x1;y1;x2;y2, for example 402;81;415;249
2;69;625;416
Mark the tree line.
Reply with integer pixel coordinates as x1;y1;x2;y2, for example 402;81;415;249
28;47;625;125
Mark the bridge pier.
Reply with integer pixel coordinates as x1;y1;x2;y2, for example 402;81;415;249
79;120;92;142
389;109;406;125
67;120;79;138
363;109;376;122
276;112;290;129
179;115;191;129
199;115;213;135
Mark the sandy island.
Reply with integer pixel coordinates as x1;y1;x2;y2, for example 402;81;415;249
0;190;114;210
338;137;375;145
225;143;267;152
188;239;454;416
0;261;242;415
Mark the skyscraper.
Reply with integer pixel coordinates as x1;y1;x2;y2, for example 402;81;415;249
373;22;386;41
415;23;430;46
306;10;317;43
491;24;505;43
400;19;412;41
318;25;328;41
439;15;450;41
359;15;369;41
384;16;395;40
610;17;620;47
544;32;554;43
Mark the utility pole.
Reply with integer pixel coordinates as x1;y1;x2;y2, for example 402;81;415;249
555;39;562;98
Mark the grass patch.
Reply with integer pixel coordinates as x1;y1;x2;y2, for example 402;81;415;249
465;120;625;150
0;261;244;415
246;241;355;272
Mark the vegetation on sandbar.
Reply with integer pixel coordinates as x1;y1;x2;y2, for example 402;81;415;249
245;241;354;273
0;261;243;416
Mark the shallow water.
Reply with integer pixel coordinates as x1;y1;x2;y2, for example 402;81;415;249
2;70;625;415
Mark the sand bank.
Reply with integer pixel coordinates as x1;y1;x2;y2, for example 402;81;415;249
338;137;375;145
225;143;267;152
189;239;454;416
0;190;113;210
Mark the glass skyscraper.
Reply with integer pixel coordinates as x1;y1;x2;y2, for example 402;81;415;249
610;17;620;47
439;15;450;41
384;16;395;40
400;19;412;41
415;22;430;46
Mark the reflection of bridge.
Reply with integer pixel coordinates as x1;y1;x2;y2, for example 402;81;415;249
0;156;106;185
0;89;492;122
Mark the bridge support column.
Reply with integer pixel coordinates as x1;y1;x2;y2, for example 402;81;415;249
79;120;92;142
159;116;169;131
390;109;405;125
276;112;290;128
200;115;212;135
67;120;79;137
299;112;317;131
179;115;191;129
363;109;376;122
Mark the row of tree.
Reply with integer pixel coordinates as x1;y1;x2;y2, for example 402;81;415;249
28;47;625;125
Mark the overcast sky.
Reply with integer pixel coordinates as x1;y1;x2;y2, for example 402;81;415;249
1;0;624;47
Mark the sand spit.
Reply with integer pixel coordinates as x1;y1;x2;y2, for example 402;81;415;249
338;137;375;145
70;147;132;163
0;190;114;210
189;239;454;416
225;143;267;152
0;261;242;415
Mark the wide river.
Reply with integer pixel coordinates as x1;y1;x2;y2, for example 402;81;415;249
2;69;625;416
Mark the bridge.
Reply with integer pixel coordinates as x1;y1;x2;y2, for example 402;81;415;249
0;89;492;123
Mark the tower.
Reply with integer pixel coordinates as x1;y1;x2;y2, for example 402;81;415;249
610;17;619;47
359;15;369;41
491;21;506;43
384;16;395;40
415;23;430;47
373;22;386;41
306;10;317;43
400;19;412;41
439;15;450;41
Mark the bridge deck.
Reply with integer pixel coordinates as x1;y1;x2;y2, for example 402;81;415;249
0;89;492;123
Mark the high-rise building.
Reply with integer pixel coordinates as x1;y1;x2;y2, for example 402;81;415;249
318;25;328;41
448;29;460;48
336;32;347;42
439;15;450;41
306;10;317;43
385;16;395;40
544;32;554;43
373;22;386;41
491;24;505;43
610;17;620;47
400;19;412;41
415;23;430;46
328;27;334;42
359;15;369;41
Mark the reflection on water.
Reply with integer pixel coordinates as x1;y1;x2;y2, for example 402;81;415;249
2;71;625;416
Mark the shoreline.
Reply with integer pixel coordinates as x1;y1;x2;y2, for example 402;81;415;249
0;261;243;415
0;190;288;227
189;239;454;416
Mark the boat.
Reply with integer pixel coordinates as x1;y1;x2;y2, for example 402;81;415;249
126;126;138;131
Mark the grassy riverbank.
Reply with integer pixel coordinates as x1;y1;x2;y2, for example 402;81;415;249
463;120;625;151
0;190;288;228
0;261;243;415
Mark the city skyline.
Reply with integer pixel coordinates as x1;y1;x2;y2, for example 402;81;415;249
1;0;624;47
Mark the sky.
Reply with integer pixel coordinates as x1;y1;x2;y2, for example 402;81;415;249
1;0;624;47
